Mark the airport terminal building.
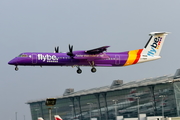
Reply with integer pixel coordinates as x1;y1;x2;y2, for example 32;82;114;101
27;69;180;120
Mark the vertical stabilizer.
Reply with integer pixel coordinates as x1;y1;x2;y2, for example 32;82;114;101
142;32;170;56
54;115;63;120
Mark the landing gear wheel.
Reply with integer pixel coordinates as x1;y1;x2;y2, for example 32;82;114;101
91;67;96;73
77;69;82;74
15;66;19;71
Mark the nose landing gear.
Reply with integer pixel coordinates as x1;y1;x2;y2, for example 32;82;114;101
76;67;82;74
15;66;19;71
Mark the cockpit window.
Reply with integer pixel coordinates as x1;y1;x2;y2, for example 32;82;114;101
17;54;28;57
17;54;22;57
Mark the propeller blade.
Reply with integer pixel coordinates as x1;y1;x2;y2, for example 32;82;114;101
71;46;73;52
54;46;59;53
57;46;59;53
67;44;74;58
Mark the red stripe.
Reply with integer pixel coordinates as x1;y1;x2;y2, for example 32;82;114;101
133;49;143;64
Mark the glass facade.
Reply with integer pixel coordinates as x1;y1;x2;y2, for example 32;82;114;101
28;81;180;120
174;82;180;116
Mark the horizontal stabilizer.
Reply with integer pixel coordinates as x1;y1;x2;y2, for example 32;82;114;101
149;32;170;36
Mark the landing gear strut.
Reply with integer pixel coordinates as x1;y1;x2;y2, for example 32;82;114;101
15;66;19;71
76;67;82;74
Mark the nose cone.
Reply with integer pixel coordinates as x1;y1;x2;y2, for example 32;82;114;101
8;58;17;65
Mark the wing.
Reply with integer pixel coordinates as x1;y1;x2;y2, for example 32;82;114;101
85;46;110;54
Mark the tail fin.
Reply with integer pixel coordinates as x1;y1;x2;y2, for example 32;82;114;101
54;115;63;120
38;117;44;120
142;32;170;56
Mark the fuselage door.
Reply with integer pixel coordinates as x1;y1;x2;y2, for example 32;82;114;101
115;55;120;65
32;54;37;64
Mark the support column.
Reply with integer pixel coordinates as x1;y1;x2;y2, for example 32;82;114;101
69;97;76;119
94;93;102;120
148;85;157;116
75;96;82;120
101;92;109;120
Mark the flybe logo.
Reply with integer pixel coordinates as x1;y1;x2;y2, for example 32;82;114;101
147;37;162;57
38;54;58;62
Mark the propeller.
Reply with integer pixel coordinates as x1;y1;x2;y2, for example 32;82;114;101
67;44;75;58
54;46;59;53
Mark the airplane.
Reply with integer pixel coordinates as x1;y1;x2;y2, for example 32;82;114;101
54;115;63;120
37;115;63;120
8;32;169;74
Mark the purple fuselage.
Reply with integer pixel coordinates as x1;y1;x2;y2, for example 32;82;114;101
8;50;135;67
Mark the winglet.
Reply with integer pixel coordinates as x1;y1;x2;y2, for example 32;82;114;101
54;115;63;120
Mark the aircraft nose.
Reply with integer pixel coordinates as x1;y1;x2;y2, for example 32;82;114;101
8;58;18;65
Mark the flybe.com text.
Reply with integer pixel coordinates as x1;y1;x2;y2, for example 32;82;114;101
38;54;58;62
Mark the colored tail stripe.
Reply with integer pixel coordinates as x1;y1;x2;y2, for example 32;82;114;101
133;49;143;64
124;49;143;66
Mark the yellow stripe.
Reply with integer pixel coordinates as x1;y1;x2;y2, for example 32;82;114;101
124;50;139;66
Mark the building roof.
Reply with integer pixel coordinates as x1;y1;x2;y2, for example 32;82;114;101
27;69;180;104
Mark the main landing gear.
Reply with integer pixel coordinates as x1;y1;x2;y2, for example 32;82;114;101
91;67;96;73
76;67;97;74
15;66;19;71
77;67;82;74
89;61;97;73
76;61;97;74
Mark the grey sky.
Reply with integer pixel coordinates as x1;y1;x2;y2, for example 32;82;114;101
1;0;180;120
